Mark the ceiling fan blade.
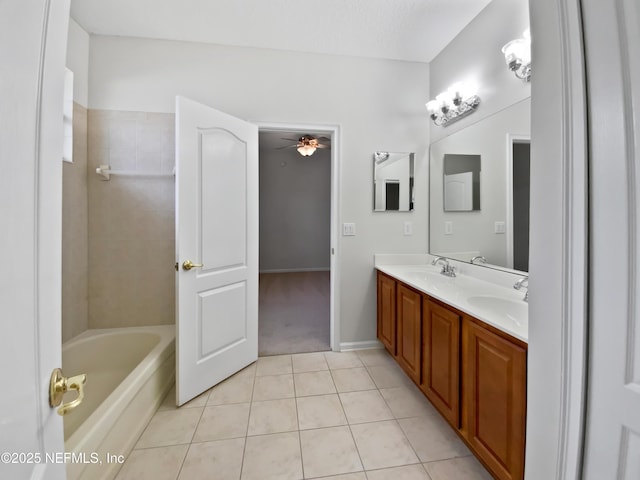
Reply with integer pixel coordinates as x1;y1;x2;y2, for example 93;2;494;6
275;144;298;150
316;144;330;149
316;136;331;142
280;137;301;142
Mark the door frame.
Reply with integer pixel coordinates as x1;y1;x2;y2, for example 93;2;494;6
526;0;589;479
256;121;341;352
505;133;531;270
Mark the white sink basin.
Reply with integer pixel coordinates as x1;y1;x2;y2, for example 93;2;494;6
402;270;450;283
466;295;527;324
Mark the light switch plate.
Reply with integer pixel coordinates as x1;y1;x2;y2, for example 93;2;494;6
403;221;413;236
343;223;356;236
494;221;506;234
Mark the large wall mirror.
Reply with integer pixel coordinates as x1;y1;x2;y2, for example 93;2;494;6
374;152;415;212
429;98;530;272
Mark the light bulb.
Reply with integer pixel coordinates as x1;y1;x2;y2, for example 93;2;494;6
426;100;440;114
435;92;452;107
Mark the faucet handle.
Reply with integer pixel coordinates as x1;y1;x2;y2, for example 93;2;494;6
513;276;529;302
513;276;529;290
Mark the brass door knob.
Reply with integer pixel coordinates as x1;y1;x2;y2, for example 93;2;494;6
182;260;204;271
49;368;86;416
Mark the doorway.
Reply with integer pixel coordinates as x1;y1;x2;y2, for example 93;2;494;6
506;135;531;271
512;141;530;271
257;127;337;355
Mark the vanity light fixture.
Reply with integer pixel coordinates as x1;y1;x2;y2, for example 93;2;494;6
502;29;531;82
425;82;481;127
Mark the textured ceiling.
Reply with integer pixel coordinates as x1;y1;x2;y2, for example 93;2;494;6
70;0;493;63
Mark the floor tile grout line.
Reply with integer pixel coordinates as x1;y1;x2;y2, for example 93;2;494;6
334;381;367;475
288;354;307;480
171;391;211;480
375;365;435;468
238;360;258;480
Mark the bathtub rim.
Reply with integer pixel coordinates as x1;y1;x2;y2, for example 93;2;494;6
63;325;175;455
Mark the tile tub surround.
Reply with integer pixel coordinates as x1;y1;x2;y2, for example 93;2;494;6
374;254;528;342
62;102;89;342
87;109;175;328
114;350;492;480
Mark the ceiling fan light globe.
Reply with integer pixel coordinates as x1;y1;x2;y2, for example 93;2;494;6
297;145;316;156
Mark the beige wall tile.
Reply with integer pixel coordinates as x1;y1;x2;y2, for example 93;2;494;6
87;109;175;329
62;103;89;342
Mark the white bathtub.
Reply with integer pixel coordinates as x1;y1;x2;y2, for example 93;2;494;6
62;325;175;480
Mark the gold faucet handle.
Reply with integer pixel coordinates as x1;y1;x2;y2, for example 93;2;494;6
49;368;87;416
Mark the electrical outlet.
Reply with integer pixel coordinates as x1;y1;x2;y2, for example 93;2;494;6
494;221;506;234
342;223;356;236
445;221;453;235
403;221;413;236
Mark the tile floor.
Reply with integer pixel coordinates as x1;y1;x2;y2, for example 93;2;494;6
114;349;493;480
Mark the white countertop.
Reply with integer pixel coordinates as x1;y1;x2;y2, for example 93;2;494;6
375;260;528;343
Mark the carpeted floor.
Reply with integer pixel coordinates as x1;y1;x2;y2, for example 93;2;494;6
258;271;330;356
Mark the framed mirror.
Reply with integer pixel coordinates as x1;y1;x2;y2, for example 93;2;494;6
373;152;415;212
429;98;530;271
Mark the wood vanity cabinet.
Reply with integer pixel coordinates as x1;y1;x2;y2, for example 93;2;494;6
376;271;396;354
375;270;527;480
396;283;422;383
421;298;461;428
462;318;527;480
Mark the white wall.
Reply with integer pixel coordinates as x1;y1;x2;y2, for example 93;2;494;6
430;98;530;265
259;141;331;272
65;18;89;107
429;0;530;143
88;36;430;345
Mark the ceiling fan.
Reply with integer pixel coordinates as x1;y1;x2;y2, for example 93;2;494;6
278;134;331;156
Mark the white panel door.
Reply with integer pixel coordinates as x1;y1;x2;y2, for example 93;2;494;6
176;97;258;406
0;1;69;479
582;0;640;477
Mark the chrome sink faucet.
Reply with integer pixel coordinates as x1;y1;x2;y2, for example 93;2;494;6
432;256;456;277
514;276;529;302
470;255;487;265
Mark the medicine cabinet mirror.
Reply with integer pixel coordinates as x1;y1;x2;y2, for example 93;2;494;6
373;152;414;212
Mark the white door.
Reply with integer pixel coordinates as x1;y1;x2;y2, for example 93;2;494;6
582;0;640;477
175;97;258;405
444;172;473;211
0;1;69;479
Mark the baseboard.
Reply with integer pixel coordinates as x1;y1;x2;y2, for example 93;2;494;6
339;340;383;351
259;267;330;273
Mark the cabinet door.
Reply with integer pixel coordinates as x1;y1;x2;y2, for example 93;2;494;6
396;284;422;382
421;299;460;427
463;319;527;480
377;272;396;354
